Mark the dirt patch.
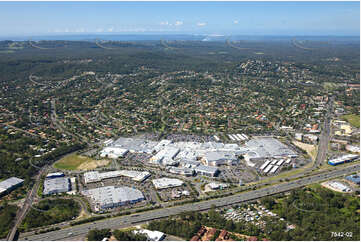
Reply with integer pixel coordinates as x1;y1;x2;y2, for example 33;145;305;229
76;209;88;220
54;154;91;170
77;159;110;170
292;140;317;161
109;235;117;241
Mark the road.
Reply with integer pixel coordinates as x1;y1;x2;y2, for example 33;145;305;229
50;99;76;140
7;166;48;241
314;96;333;168
23;163;359;241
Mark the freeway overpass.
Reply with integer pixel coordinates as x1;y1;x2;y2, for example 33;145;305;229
23;163;359;241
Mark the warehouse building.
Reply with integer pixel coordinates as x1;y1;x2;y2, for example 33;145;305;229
152;178;184;189
84;170;151;184
0;177;24;196
43;177;70;195
83;186;144;210
328;154;359;166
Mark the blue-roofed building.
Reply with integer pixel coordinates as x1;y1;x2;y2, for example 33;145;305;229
346;175;360;185
46;172;65;179
328;154;359;166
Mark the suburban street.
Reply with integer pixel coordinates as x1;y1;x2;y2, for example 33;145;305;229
23;163;359;241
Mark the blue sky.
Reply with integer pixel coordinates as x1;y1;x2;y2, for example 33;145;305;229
0;1;359;36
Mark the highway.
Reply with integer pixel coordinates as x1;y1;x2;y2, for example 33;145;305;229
23;163;359;241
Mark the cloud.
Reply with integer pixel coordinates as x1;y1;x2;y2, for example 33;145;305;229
234;20;239;24
108;26;114;32
160;21;169;25
197;22;207;27
96;28;104;32
175;21;183;26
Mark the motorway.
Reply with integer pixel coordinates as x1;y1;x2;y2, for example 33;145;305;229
23;163;359;241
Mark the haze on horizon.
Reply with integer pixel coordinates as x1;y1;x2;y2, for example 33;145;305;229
0;1;360;37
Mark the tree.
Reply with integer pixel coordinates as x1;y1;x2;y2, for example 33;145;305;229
113;230;147;241
87;229;111;241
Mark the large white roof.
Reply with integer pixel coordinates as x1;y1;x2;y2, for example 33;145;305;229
0;177;24;190
100;147;128;158
152;177;184;189
43;177;69;195
245;137;297;158
84;170;150;183
134;229;165;241
84;186;144;207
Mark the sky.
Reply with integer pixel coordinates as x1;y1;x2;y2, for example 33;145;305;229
0;1;359;36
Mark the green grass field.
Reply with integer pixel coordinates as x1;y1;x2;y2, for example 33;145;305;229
342;114;360;128
53;154;92;170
